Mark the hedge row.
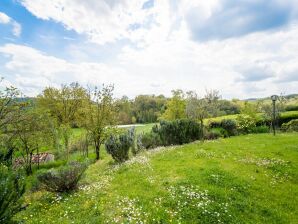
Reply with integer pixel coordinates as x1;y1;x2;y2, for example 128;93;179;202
209;111;298;128
139;119;203;149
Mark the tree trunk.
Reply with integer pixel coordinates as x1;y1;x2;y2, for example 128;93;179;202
200;119;204;140
27;152;33;175
95;143;100;160
37;147;40;169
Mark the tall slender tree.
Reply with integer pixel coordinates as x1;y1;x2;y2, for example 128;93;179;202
83;85;116;160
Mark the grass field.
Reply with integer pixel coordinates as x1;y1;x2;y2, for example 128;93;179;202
15;133;298;223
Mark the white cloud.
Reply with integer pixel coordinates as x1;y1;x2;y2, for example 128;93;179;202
0;12;22;37
0;44;133;96
20;0;170;45
1;23;298;99
1;1;298;98
0;12;11;23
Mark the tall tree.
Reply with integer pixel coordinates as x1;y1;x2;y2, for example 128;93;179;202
12;109;53;175
0;81;23;132
115;96;134;124
186;90;221;137
37;83;87;156
0;79;25;167
133;95;167;123
161;90;186;121
83;85;116;160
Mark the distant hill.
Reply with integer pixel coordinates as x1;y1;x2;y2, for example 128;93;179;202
244;93;298;101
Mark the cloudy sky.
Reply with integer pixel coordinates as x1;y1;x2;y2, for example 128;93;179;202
0;0;298;99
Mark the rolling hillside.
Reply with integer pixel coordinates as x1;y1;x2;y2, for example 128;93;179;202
15;133;298;223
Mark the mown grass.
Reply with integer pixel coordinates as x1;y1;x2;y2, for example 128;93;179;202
15;133;298;223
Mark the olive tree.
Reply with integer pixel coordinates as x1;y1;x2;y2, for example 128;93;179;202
186;90;221;137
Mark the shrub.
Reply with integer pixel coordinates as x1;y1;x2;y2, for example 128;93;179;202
220;119;237;136
236;114;256;134
203;129;221;140
129;128;141;156
37;162;87;193
251;125;270;133
285;105;298;111
281;119;298;132
105;129;134;163
157;119;203;145
138;132;162;149
0;165;25;223
208;120;221;129
69;139;87;153
279;111;298;125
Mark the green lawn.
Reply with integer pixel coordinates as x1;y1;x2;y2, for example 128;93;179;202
15;133;298;223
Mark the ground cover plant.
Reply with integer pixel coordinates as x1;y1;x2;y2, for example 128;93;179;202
13;133;298;223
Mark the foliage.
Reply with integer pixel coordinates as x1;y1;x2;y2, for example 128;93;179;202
279;111;298;125
114;96;134;124
12;109;53;175
281;119;298;132
161;90;186;121
186;92;209;123
285;104;298;111
156;119;203;145
129;128;141;156
69;133;90;157
105;129;134;163
0;81;24;132
115;95;167;124
37;83;87;154
37;82;87;126
250;125;270;133
0;165;25;223
186;90;221;139
82;85;116;160
220;119;237;136
203;129;221;140
37;162;87;192
138;132;162;149
217;100;240;115
133;95;167;123
0;135;14;167
0;81;25;168
236;114;256;134
240;101;259;119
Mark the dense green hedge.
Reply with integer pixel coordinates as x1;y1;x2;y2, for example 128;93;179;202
279;111;298;125
157;119;203;145
281;119;298;132
285;105;298;111
139;119;203;149
209;119;237;136
209;111;298;128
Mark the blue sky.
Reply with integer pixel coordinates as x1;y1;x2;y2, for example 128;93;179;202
0;0;298;98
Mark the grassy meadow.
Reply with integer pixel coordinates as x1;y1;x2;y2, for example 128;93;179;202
15;132;298;223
